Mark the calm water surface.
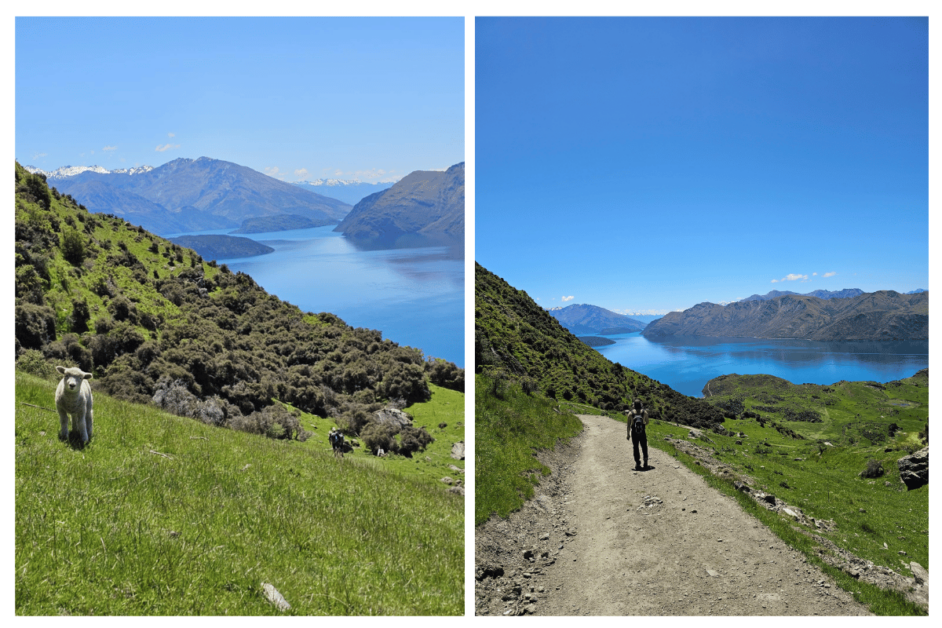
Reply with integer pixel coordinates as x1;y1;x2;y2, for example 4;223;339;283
171;226;464;366
594;333;928;398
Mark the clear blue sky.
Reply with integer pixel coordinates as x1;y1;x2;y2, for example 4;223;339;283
476;17;928;314
16;17;464;182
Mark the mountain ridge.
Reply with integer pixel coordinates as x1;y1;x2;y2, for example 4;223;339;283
334;163;464;241
42;157;351;236
545;303;646;335
643;291;928;341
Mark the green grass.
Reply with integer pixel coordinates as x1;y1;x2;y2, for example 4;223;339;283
15;371;463;615
475;374;583;526
284;383;466;488
601;380;929;616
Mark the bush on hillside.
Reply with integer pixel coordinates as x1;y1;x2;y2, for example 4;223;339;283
398;425;435;457
361;422;397;455
59;227;86;266
42;333;93;373
16;349;55;379
15;303;57;350
426;357;465;392
860;459;885;479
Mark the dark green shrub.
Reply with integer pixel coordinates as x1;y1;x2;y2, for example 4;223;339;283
398;425;435;457
69;297;90;333
16;349;55;378
14;303;57;350
860;459;885;479
42;334;93;373
59;227;86;266
361;422;397;455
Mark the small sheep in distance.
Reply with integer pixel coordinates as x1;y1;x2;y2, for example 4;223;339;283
55;366;94;444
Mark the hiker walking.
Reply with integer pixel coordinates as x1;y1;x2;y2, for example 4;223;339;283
627;398;649;470
329;427;344;459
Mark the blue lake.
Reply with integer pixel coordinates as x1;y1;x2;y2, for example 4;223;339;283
169;226;464;366
593;333;928;398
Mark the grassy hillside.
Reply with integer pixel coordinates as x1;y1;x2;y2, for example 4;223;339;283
594;369;929;615
697;370;929;571
475;374;582;525
475;262;723;428
15;371;463;615
15;160;463;459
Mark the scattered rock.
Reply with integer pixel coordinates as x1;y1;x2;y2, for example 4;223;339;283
476;563;504;581
451;441;465;460
910;561;928;586
438;422;447;429
261;583;291;612
897;446;928;490
373;407;413;430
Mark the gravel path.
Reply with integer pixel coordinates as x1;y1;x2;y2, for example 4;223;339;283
476;414;871;616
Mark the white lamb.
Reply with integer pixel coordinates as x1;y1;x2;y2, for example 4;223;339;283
55;366;94;444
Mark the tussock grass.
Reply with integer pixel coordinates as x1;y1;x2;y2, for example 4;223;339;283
15;372;463;615
475;374;583;525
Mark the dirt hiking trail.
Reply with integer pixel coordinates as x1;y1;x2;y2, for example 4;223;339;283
476;414;871;616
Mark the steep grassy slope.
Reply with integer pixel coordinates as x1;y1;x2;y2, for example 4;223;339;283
15;372;463;615
475;263;723;428
14;161;463;449
475;374;582;525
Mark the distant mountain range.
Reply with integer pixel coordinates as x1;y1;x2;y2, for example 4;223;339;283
25;157;351;236
742;288;865;301
334;163;464;241
293;179;396;206
545;304;646;335
643;290;928;341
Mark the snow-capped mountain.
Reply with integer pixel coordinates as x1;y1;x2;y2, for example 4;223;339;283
293;179;396;206
23;164;154;179
303;178;401;187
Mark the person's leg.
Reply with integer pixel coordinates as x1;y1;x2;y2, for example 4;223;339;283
631;432;641;468
641;432;648;468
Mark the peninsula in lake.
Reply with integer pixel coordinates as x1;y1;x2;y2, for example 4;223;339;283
334;163;464;241
168;235;274;261
643;290;928;341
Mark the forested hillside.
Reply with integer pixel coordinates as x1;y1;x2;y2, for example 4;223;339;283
14;162;463;443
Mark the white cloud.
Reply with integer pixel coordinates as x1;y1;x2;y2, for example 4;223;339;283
294;168;310;180
155;143;180;152
772;273;808;283
264;166;287;180
562;295;574;302
168;132;175;138
103;145;117;151
823;271;837;278
32;152;47;160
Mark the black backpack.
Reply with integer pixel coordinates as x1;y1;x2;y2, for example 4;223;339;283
632;413;645;436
